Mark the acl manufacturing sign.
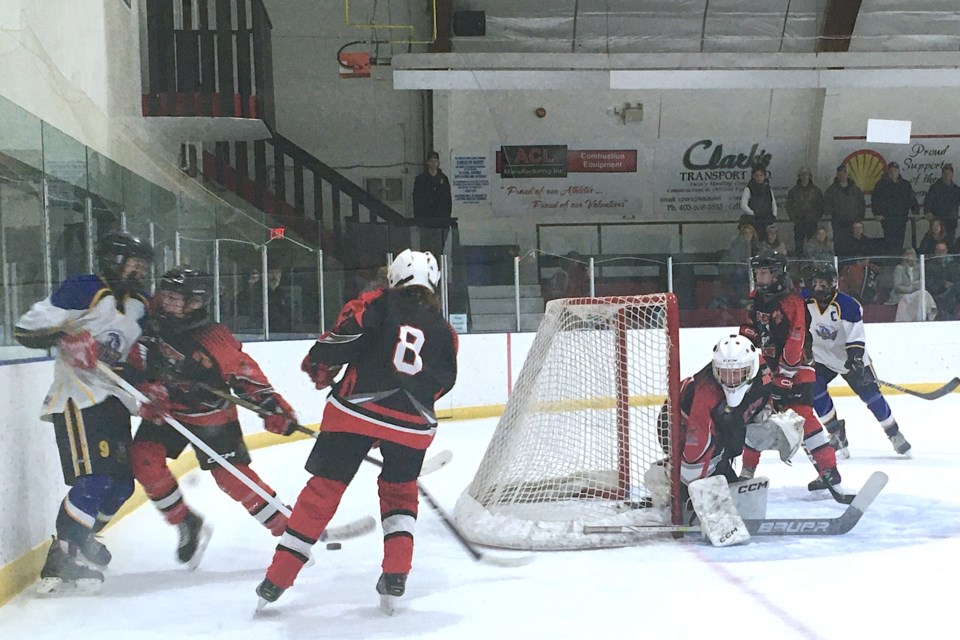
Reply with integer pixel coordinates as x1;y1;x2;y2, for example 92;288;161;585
654;138;806;219
496;146;638;178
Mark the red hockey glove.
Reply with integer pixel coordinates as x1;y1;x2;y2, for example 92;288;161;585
771;374;797;411
261;394;298;436
300;354;343;390
739;325;760;347
60;331;99;370
137;382;171;422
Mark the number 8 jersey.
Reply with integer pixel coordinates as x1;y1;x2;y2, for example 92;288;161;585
306;287;459;449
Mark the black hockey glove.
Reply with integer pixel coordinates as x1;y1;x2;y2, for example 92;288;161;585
844;355;867;381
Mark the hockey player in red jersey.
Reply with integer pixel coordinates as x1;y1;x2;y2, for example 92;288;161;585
738;251;841;492
128;267;297;567
256;249;458;612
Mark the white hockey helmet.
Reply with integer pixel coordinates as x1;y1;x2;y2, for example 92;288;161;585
712;335;760;408
388;249;441;293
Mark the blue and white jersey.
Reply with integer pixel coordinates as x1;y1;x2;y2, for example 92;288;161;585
804;289;871;374
15;274;148;420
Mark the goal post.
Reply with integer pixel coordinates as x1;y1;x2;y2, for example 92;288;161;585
454;294;682;550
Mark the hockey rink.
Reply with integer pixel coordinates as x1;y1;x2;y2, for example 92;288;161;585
1;394;959;640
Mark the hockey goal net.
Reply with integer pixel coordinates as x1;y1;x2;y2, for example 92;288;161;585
454;294;682;550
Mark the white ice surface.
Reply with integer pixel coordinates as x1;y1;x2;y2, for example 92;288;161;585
2;395;959;640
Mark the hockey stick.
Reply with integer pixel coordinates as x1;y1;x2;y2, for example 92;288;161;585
197;383;453;476
800;442;855;505
585;471;887;538
877;377;960;400
97;363;376;542
361;455;533;569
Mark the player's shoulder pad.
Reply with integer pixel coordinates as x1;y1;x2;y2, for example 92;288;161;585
50;274;110;310
335;287;386;329
197;322;242;352
834;292;863;321
126;290;151;307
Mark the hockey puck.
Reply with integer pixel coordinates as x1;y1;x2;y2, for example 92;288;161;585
326;542;342;551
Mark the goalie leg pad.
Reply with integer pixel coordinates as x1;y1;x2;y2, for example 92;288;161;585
688;476;750;547
728;476;769;520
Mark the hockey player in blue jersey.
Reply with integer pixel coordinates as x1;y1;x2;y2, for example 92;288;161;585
15;232;154;593
804;262;911;458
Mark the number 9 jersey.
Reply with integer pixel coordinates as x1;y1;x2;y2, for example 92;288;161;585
304;287;459;449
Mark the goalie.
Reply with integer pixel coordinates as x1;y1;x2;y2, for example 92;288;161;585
647;336;804;545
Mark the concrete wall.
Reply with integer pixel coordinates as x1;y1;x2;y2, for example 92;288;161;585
2;321;957;570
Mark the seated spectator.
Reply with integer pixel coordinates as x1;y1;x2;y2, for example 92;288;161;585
836;221;879;259
887;248;921;305
925;241;960;319
895;290;938;322
545;251;590;301
238;265;292;332
804;225;835;263
917;218;952;256
759;224;788;256
720;218;758;304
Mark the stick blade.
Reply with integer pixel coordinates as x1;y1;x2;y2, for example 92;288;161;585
479;553;535;568
319;515;377;542
421;449;453;476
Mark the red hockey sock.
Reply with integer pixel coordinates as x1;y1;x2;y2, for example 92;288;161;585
378;478;418;574
789;403;838;470
266;476;347;589
741;447;761;468
131;440;188;525
210;465;286;535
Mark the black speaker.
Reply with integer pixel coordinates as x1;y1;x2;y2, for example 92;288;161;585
453;10;486;37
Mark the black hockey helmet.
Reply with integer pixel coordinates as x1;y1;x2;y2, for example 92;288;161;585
749;249;790;298
156;266;212;330
808;262;838;303
97;231;154;292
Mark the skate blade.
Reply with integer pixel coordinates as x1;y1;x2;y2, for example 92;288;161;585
185;524;214;571
255;597;271;614
36;577;102;596
379;593;401;616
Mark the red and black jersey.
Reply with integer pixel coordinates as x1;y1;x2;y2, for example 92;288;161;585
128;319;282;427
305;288;459;449
740;288;815;384
678;364;771;485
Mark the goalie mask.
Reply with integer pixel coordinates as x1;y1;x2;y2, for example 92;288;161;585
712;335;760;408
156;266;212;332
808;262;838;303
388;249;440;293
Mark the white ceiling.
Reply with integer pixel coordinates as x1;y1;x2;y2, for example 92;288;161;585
450;0;960;54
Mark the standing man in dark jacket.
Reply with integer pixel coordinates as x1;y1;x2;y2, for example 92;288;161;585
871;161;918;252
785;167;824;256
823;164;865;255
923;163;960;244
740;164;778;237
412;151;453;257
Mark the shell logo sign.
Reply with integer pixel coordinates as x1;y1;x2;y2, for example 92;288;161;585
841;150;887;194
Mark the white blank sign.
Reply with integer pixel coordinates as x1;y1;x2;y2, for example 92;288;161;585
867;119;912;144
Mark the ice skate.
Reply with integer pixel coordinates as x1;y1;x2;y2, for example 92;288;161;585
807;467;843;494
36;537;104;595
826;419;849;459
255;578;285;612
376;572;407;616
74;534;111;570
176;512;212;569
889;432;912;456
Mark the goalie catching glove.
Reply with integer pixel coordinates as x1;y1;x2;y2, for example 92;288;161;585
259;395;298;436
745;408;805;463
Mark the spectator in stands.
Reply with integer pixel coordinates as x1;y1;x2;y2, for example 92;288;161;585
721;218;759;304
413;151;453;257
785;167;824;255
925;241;960;319
759;224;788;256
838;222;881;303
545;251;590;301
923;163;960;244
918;218;952;256
824;164;865;256
887;248;921;305
239;266;292;333
872;161;919;253
835;221;877;259
804;225;835;264
740;164;777;237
